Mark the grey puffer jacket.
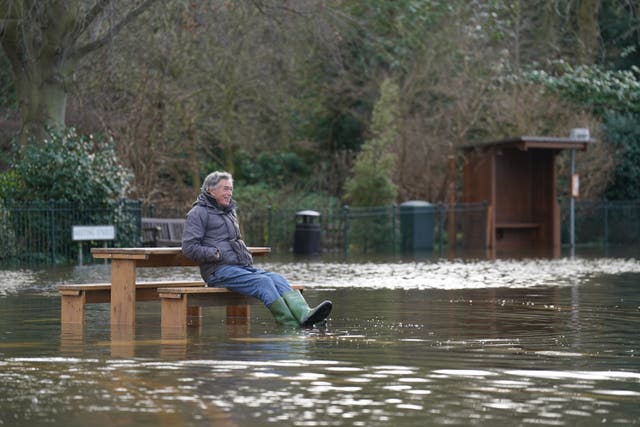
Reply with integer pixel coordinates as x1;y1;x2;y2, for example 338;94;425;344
182;192;253;281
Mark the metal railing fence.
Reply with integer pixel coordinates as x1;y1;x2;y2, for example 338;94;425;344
0;199;141;265
237;202;488;256
1;199;637;266
560;199;640;246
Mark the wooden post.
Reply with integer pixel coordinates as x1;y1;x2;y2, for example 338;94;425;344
486;204;494;250
487;205;497;259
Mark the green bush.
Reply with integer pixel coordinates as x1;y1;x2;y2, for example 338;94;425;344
343;79;399;252
519;61;640;114
602;111;640;200
0;128;136;264
2;127;131;205
343;78;399;207
234;150;310;188
0;199;17;261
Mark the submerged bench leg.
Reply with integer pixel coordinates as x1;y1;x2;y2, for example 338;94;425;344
226;305;250;325
60;322;85;352
161;294;188;329
60;291;86;324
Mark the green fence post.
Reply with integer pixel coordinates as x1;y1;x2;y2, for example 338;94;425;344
438;203;445;257
391;204;397;255
343;205;350;257
267;205;272;248
603;198;609;249
49;199;56;264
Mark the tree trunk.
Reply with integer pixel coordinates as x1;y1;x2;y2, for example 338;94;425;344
11;58;70;146
0;0;78;146
0;0;160;147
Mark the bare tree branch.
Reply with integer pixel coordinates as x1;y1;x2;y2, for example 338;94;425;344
69;0;160;60
71;0;111;39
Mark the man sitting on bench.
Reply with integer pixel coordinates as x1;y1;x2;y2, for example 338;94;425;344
182;171;332;328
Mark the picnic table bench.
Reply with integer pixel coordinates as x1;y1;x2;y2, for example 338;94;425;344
58;246;271;328
58;280;205;324
159;284;305;330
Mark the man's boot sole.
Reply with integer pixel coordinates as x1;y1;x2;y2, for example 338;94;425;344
301;301;332;328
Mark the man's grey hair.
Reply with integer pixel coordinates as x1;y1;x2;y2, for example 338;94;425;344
202;171;233;193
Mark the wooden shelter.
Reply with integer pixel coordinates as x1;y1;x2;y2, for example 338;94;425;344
462;136;592;257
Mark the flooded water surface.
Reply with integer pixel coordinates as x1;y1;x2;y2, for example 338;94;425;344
1;255;639;426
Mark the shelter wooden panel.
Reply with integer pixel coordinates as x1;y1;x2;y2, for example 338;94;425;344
463;151;494;249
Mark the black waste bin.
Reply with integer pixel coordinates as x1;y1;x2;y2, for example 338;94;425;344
400;201;434;253
293;210;321;254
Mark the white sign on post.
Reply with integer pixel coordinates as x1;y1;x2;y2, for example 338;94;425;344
571;174;580;198
72;225;116;241
72;225;116;266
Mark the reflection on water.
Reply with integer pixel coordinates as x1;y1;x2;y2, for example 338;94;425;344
0;256;639;426
273;255;640;290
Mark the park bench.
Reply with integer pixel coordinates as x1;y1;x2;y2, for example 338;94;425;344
159;284;305;329
58;280;205;324
142;217;185;247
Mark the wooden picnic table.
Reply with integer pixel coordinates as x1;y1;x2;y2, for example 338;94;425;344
90;246;271;327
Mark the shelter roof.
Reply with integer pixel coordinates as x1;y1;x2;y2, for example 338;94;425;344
461;136;595;152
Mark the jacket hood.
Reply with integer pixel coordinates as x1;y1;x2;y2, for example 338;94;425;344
194;191;236;213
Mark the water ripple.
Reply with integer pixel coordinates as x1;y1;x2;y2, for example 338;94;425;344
268;258;640;290
0;270;37;295
2;357;638;426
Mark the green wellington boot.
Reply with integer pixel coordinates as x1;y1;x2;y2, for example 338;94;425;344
282;290;332;328
268;297;300;327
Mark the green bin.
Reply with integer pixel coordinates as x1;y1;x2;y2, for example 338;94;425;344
400;201;434;253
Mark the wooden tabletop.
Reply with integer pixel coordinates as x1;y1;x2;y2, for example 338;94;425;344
91;246;270;255
90;246;271;265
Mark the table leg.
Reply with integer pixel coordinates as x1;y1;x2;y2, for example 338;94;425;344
110;259;137;326
111;324;135;358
